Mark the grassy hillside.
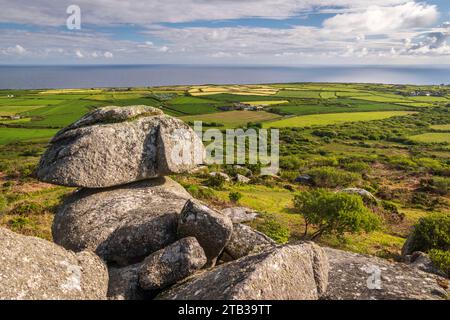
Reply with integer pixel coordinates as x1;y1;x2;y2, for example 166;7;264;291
0;82;448;261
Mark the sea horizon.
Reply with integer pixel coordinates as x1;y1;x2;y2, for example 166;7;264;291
1;64;450;90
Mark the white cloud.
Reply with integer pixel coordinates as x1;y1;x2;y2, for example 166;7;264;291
0;0;412;27
0;1;448;64
75;49;84;58
2;44;27;55
323;2;438;33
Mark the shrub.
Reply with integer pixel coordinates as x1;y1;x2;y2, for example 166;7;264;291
0;194;7;213
342;161;371;174
306;167;360;188
280;155;307;171
255;215;290;244
387;156;418;170
408;213;450;253
293;189;381;240
429;249;450;277
205;174;226;189
420;177;450;196
229;191;243;203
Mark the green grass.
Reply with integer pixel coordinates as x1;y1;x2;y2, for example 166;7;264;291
180;110;282;128
409;132;450;143
264;111;416;128
19;100;105;128
0;127;57;144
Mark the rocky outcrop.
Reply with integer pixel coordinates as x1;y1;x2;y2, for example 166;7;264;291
221;207;259;223
138;237;207;290
406;251;446;277
177;199;233;266
224;223;276;259
0;227;108;300
53;177;191;265
157;242;329;300
37;106;204;188
322;247;448;300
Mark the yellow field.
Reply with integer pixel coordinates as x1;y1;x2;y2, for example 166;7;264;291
264;111;416;128
431;124;450;131
38;89;103;94
188;85;278;96
409;132;450;143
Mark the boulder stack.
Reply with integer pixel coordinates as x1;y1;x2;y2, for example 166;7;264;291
2;105;333;300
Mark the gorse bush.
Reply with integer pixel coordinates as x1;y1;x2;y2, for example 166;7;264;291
409;213;450;253
342;161;371;174
429;249;450;278
229;191;242;203
293;189;381;240
205;173;227;189
306;166;360;188
420;177;450;196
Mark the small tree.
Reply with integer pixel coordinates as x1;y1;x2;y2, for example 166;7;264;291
293;189;380;240
229;191;243;203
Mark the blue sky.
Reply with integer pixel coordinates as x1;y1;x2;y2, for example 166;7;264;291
1;0;450;65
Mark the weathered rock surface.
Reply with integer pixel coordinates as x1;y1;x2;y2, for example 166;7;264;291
139;237;207;290
209;172;231;182
53;177;191;265
236;174;251;183
177;199;233;266
322;247;448;300
157;242;329;300
107;263;145;300
407;251;446;277
0;227;108;300
37;106;204;188
401;231;416;256
221;207;258;223
224;223;275;259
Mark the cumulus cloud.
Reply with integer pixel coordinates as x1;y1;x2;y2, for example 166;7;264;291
1;44;27;56
323;2;439;33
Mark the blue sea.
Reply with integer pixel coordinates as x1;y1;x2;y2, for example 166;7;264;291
1;65;450;89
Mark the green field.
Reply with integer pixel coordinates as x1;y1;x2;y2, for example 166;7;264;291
181;110;281;128
409;132;450;143
264;111;416;128
0;127;58;145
